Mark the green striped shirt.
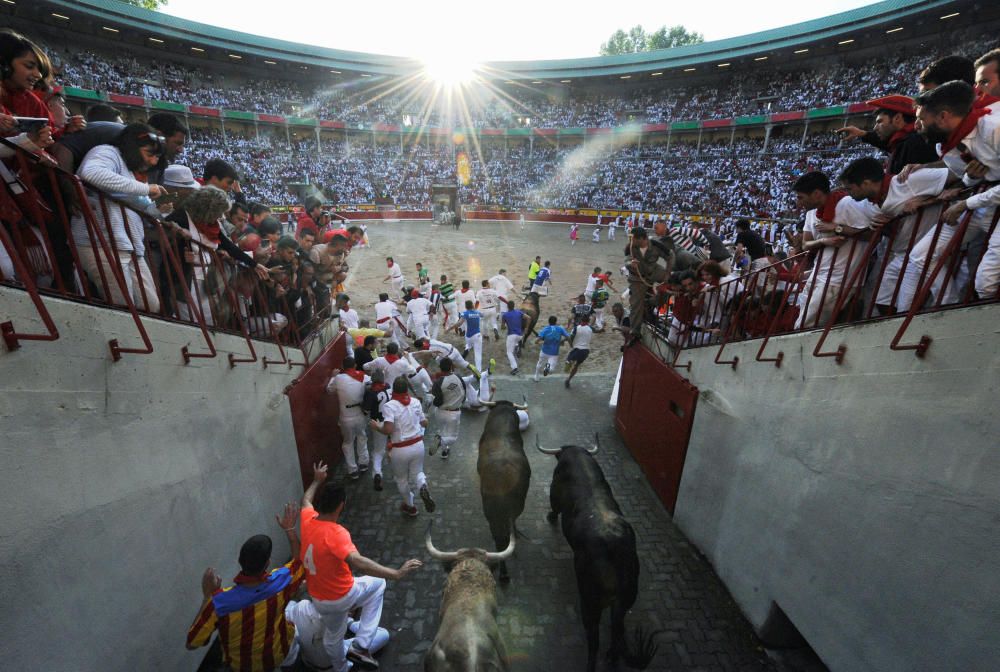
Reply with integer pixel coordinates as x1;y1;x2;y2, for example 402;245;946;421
440;282;455;302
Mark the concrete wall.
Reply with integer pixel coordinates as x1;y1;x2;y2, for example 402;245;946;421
673;303;1000;672
0;287;304;671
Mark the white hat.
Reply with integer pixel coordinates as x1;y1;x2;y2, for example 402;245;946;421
162;165;200;190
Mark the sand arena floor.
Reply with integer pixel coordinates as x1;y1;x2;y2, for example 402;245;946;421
343;219;629;374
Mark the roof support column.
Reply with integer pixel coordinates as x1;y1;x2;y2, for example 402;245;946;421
762;123;773;153
800;119;810;153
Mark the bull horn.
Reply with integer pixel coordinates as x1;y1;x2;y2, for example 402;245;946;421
513;394;528;411
479;399;497;407
425;523;459;563
587;432;600;455
535;435;560;455
484;533;516;564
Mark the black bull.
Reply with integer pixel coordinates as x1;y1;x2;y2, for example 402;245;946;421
518;291;540;350
477;402;531;582
543;443;659;672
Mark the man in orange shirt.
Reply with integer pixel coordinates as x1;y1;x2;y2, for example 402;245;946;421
299;461;422;670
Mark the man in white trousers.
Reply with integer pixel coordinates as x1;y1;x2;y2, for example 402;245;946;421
383;256;404;300
370;378;437;516
374;292;407;346
299;462;422;671
500;300;526;375
430;358;466;459
476;279;501;340
326;357;370;480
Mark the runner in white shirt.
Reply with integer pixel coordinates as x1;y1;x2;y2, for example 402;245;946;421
488;269;515;307
405;291;433;340
476;280;500;340
363;342;415;388
410;337;480;379
336;294;360;355
608;216;618;241
592;227;600;243
374;293;407;346
383;256;405;300
453;281;476;332
370;378;435;516
326;357;370;478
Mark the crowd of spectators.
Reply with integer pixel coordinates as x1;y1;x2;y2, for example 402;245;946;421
33;27;996;128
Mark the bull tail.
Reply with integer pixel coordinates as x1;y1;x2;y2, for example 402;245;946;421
512;520;532;542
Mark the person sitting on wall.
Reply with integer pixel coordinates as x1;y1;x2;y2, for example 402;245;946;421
185;503;306;672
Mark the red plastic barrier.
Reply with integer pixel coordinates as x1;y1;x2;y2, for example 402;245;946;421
615;343;699;514
285;333;347;488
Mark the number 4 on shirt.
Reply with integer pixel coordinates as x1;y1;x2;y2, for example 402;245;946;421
303;544;318;575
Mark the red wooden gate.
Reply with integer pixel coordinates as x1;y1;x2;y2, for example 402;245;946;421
615;344;699;514
285;334;347;488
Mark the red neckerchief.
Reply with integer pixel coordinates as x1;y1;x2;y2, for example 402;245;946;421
193;220;222;245
343;369;365;383
939;108;992;157
817;191;850;223
974;94;1000;109
391;392;411;406
370;382;388;393
876;174;894;207
887;123;914;153
233;571;269;585
385;353;400;364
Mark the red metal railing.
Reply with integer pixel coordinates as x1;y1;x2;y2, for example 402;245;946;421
656;184;1000;370
1;141;332;364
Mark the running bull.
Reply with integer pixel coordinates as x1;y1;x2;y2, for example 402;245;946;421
424;526;515;671
477;398;530;582
538;436;659;672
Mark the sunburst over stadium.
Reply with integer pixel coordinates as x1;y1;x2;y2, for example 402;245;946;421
2;0;999;670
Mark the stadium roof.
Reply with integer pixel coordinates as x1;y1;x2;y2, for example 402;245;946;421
41;0;962;79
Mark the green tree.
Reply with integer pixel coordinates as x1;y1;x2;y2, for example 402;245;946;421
600;24;704;55
114;0;169;9
647;25;704;50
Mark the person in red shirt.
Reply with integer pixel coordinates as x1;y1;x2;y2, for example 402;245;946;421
297;197;323;237
299;461;422;671
0;30;54;129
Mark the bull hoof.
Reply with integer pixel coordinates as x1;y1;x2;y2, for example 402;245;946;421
546;511;559;524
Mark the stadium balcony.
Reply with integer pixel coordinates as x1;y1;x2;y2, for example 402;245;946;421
5;0;998;138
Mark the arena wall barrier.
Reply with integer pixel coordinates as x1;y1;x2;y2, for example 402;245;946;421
614;342;699;514
285;333;348;488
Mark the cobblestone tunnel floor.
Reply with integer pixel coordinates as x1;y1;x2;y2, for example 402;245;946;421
332;372;776;672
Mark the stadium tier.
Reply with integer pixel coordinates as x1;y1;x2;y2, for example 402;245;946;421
3;0;999;213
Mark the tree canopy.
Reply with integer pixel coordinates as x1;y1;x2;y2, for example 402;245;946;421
114;0;169;9
600;25;704;56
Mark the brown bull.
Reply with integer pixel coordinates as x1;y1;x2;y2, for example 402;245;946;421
424;528;515;672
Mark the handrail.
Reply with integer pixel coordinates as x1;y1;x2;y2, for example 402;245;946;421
656;181;1000;374
0;225;59;351
0;140;320;367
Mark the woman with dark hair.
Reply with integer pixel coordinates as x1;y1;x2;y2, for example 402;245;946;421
69;123;167;313
0;29;55;129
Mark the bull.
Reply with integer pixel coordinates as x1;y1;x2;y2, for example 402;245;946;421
476;398;531;582
538;436;659;672
424;526;515;671
517;291;541;352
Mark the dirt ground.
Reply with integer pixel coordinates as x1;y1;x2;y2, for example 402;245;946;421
344;219;628;374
